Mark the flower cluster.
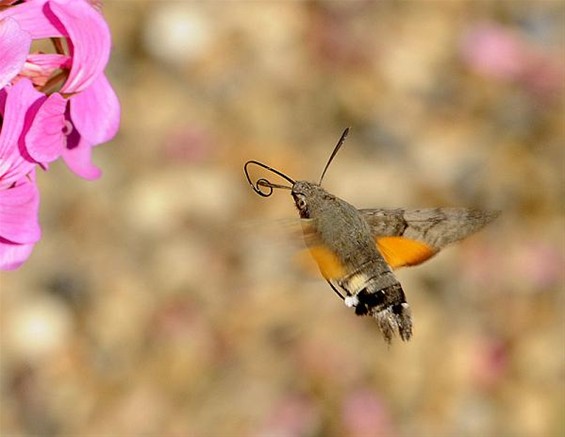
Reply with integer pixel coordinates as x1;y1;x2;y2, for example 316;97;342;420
0;0;120;270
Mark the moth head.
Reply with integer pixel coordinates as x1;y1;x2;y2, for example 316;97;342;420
291;180;318;218
244;128;350;211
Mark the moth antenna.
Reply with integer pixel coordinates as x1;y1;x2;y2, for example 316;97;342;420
319;127;350;186
244;160;295;198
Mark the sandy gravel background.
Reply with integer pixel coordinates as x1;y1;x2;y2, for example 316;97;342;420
2;2;564;436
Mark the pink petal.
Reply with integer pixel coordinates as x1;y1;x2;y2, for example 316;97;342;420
51;0;111;93
0;79;43;188
62;133;101;180
20;53;71;87
25;92;67;163
26;53;70;71
0;17;32;89
0;239;36;270
0;0;66;39
70;74;120;145
0;173;40;244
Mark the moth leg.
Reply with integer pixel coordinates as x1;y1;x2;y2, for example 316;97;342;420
326;280;345;301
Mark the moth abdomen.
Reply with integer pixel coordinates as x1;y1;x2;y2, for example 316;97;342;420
372;297;413;343
353;288;386;315
339;269;413;343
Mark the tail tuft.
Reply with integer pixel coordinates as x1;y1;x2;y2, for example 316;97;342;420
372;302;413;343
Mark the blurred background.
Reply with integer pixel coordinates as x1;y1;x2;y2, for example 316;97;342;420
2;2;564;436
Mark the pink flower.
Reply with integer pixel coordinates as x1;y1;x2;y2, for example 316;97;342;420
0;0;119;269
0;79;44;270
0;0;120;178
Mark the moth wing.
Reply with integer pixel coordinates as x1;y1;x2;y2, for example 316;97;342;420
288;218;346;279
240;217;340;278
375;236;437;269
360;207;499;269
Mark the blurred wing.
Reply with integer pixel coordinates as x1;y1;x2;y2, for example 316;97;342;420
300;244;346;280
360;207;499;269
238;217;306;245
292;218;347;279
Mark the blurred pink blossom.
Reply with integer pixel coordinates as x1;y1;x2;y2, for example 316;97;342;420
256;394;320;437
461;22;564;99
162;126;216;164
0;0;119;269
461;23;525;80
471;337;508;390
341;389;396;437
462;240;563;293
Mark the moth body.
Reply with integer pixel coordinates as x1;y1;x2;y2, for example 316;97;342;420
291;181;413;342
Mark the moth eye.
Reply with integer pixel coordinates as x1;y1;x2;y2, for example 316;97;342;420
297;196;307;210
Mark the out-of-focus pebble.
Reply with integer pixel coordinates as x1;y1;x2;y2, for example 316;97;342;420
3;296;72;363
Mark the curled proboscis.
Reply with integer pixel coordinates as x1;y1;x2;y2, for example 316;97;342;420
243;160;295;198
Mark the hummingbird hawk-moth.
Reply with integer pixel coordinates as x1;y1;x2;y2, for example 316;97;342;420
244;128;499;343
